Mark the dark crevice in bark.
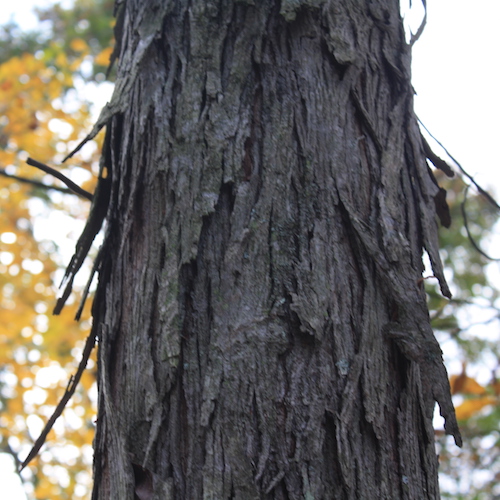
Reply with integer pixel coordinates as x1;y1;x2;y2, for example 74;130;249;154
177;361;189;497
148;277;160;383
179;260;197;339
243;60;263;186
167;52;184;141
267;201;276;302
320;36;349;80
220;3;239;93
197;181;235;268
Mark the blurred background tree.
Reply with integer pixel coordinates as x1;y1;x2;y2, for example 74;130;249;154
0;1;113;498
427;170;500;499
0;1;498;499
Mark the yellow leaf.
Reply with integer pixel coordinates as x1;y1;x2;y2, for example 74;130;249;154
455;396;497;421
70;38;89;53
55;51;68;68
95;47;113;67
70;55;85;73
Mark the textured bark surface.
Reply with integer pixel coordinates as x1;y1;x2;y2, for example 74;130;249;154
85;1;461;498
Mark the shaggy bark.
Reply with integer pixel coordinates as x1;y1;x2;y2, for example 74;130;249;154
80;1;461;498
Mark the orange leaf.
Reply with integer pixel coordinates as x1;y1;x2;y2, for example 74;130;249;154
450;363;486;395
70;38;89;53
95;47;113;67
450;372;467;394
492;380;500;396
455;396;497;421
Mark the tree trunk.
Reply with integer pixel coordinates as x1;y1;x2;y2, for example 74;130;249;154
85;1;461;498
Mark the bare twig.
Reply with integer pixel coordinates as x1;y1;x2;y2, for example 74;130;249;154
419;120;500;261
418;120;500;211
461;185;500;261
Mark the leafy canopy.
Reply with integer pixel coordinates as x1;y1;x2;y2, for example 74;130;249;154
0;1;113;498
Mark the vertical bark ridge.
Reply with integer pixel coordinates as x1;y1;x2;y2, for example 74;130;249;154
87;1;460;498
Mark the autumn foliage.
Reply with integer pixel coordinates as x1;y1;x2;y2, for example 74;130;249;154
0;1;113;498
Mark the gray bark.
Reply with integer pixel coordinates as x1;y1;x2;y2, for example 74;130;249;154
84;1;461;498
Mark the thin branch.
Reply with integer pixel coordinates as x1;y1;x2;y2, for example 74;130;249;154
461;185;500;261
19;330;97;472
418;119;500;211
0;168;76;196
419;120;500;261
27;157;93;201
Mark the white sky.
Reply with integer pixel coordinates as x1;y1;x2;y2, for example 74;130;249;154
1;1;499;499
0;0;72;28
410;0;500;195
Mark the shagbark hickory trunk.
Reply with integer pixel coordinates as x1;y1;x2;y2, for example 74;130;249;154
81;1;462;498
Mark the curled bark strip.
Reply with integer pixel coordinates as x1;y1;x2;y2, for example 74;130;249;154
421;135;454;177
27;157;93;201
19;331;97;472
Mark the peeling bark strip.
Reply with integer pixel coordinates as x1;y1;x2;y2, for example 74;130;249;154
88;1;460;498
